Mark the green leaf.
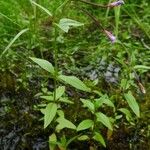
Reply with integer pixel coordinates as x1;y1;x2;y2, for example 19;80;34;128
49;133;57;150
55;86;65;100
44;103;57;128
77;119;94;131
119;108;132;121
77;135;89;141
124;91;140;117
59;97;74;104
30;57;55;74
66;135;80;148
57;110;65;118
134;65;150;70
56;117;76;130
94;94;115;109
80;99;95;113
96;112;113;131
56;18;84;33
1;28;29;57
121;79;130;90
30;0;52;16
93;132;106;147
40;96;54;101
58;75;90;92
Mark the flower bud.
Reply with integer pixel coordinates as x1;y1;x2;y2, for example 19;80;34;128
104;30;116;43
108;0;125;7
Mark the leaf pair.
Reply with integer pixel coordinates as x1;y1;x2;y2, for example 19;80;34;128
30;57;90;92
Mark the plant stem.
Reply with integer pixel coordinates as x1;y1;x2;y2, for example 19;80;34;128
53;26;58;102
76;7;105;31
77;0;107;8
114;6;121;37
53;0;72;101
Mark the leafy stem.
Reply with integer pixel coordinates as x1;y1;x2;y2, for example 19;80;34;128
53;26;58;102
77;0;107;8
75;7;105;31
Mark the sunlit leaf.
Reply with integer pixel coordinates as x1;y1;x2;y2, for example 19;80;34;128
80;99;95;113
59;98;74;104
124;91;140;117
44;103;57;128
56;18;84;33
58;75;91;92
30;57;55;74
1;28;29;57
57;110;65;118
93;132;106;147
55;86;65;100
77;119;94;131
96;112;113;131
40;96;54;101
119;108;132;121
49;133;57;150
134;65;150;70
56;117;76;130
94;94;115;109
30;0;52;16
78;135;89;141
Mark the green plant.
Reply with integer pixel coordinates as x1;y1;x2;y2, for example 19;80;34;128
28;0;143;149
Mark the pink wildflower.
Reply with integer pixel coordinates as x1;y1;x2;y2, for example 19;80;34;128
104;30;116;43
108;0;125;7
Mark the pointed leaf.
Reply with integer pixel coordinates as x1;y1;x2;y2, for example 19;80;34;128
49;133;57;150
56;117;76;130
93;132;106;147
57;110;65;118
94;94;115;109
77;135;89;141
40;96;54;101
59;97;74;104
96;112;113;131
44;103;57;128
119;108;132;121
134;65;150;70
30;57;55;74
56;18;84;33
55;86;65;100
30;0;52;16
77;119;94;131
80;99;95;113
124;91;140;117
1;28;29;57
58;75;91;92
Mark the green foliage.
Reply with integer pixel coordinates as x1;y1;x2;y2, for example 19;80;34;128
0;0;149;149
80;99;95;113
58;75;91;92
56;117;76;130
30;0;52;16
124;91;140;117
119;108;133;122
56;18;84;33
1;28;29;57
93;132;106;147
55;86;65;100
30;57;55;74
49;133;57;150
96;112;113;131
44;103;57;128
77;119;94;131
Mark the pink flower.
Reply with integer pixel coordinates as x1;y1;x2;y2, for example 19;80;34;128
104;30;116;43
108;0;125;7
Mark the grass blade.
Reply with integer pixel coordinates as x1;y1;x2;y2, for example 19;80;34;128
1;28;29;57
30;0;52;16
